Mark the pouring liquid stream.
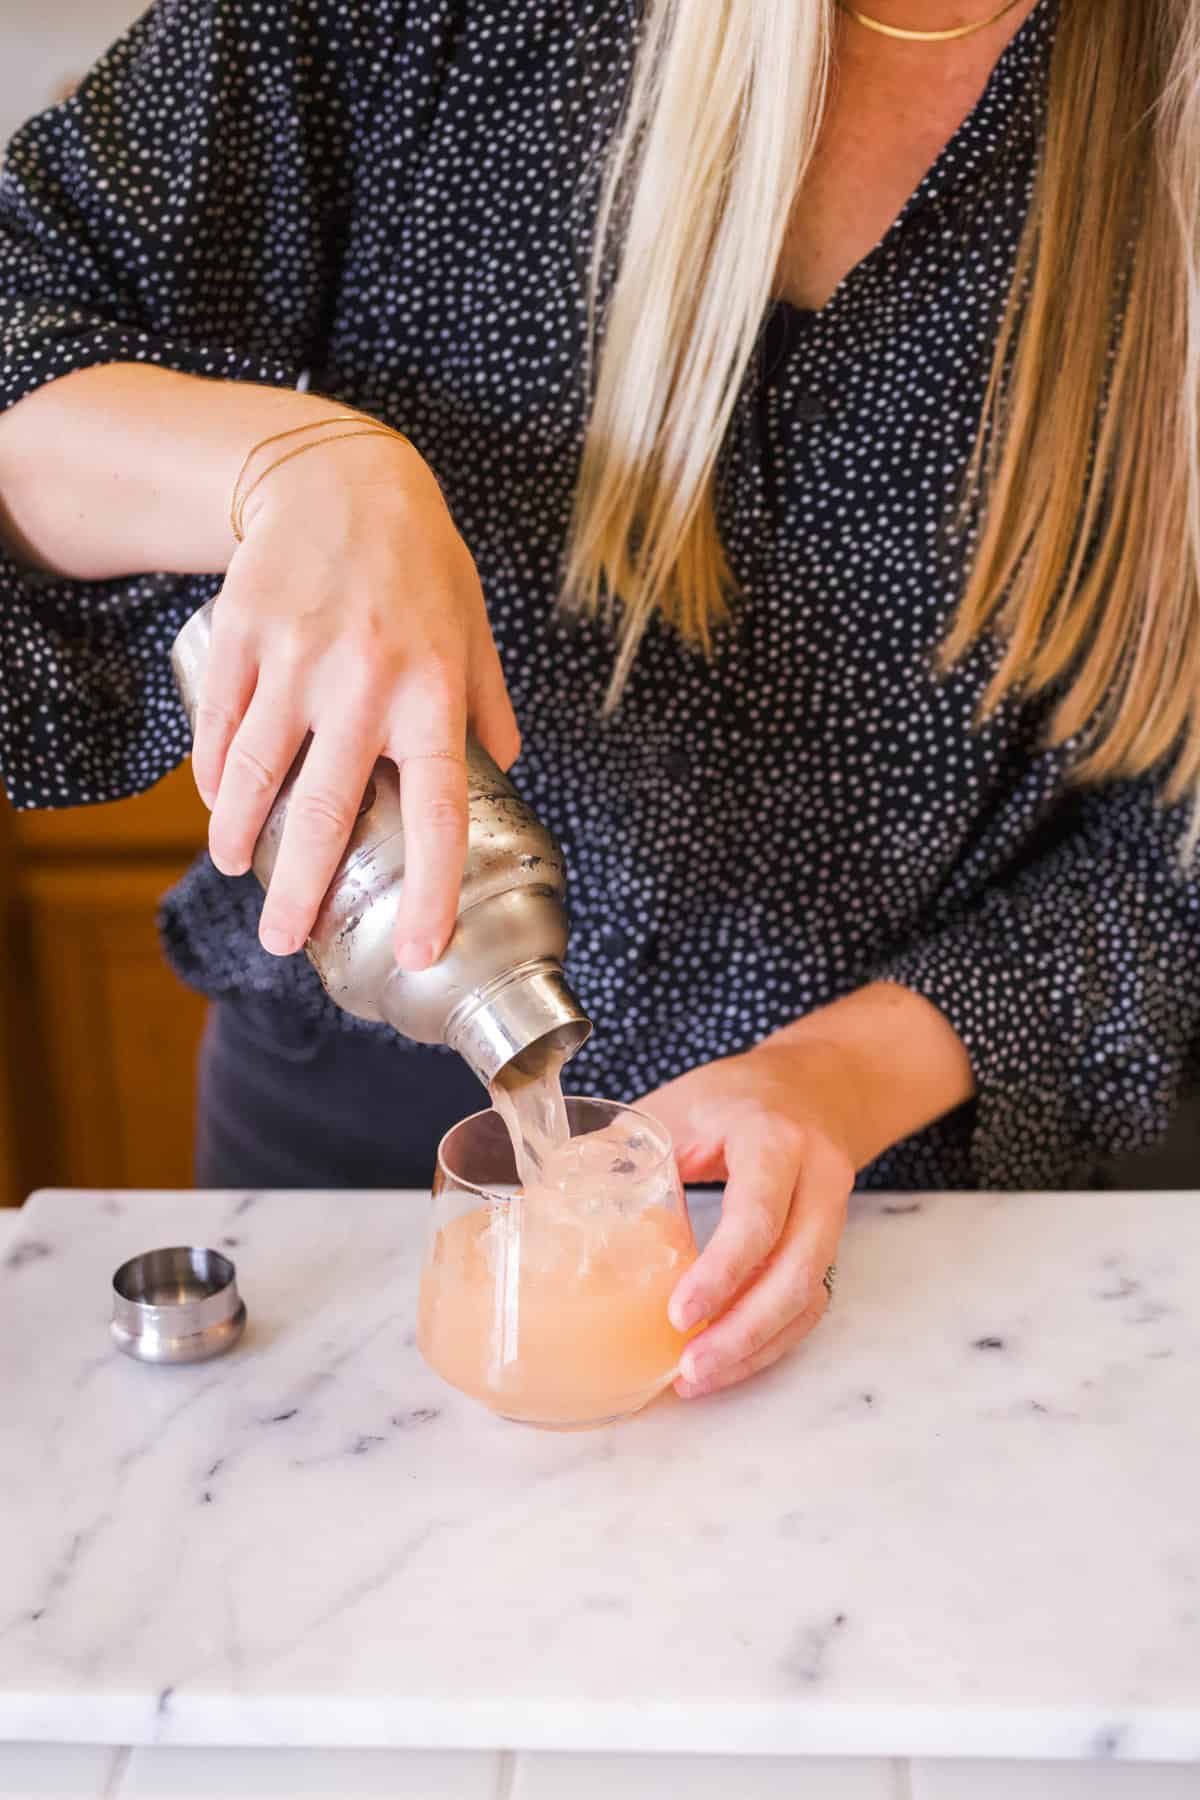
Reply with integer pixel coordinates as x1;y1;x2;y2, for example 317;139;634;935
488;1046;654;1203
488;1044;572;1189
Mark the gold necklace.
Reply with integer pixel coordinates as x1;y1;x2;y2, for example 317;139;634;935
836;0;1028;42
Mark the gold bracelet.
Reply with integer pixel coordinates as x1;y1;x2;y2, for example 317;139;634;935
229;415;415;544
230;414;358;540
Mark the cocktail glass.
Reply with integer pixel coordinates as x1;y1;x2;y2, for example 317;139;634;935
416;1097;697;1429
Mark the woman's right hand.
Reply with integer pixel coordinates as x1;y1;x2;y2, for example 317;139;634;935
190;427;520;968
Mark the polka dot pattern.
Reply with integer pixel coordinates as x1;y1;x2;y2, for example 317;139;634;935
3;0;1198;1188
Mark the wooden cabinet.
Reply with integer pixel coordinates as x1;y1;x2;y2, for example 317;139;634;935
0;766;210;1206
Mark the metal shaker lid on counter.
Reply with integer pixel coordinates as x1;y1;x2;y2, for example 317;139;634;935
111;1246;247;1365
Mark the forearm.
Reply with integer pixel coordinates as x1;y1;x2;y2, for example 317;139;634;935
764;981;976;1170
0;365;351;580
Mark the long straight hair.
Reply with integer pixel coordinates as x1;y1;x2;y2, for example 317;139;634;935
563;0;831;699
563;0;1200;816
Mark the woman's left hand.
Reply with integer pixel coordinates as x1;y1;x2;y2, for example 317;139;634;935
638;1039;858;1400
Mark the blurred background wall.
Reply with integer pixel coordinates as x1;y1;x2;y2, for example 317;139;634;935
0;0;141;149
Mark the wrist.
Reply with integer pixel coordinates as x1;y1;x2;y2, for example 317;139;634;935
746;1033;879;1171
233;411;425;547
762;982;976;1170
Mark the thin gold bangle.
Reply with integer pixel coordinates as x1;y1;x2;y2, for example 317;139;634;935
229;416;415;543
229;415;359;541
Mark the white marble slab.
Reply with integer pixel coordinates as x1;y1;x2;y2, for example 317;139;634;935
1;1186;1199;1760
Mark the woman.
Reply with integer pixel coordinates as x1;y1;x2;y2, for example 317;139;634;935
0;0;1196;1399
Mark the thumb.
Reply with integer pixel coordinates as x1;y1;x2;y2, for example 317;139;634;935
674;1139;728;1184
636;1080;727;1182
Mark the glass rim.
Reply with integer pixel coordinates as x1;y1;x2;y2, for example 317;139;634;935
435;1093;675;1200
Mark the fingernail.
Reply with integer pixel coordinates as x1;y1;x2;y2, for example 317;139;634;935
670;1291;701;1333
395;938;436;971
209;847;250;878
260;925;296;956
681;1349;715;1386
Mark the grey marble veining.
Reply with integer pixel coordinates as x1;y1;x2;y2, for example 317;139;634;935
0;1184;1198;1758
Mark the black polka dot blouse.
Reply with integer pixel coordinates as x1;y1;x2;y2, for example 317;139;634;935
1;0;1196;1189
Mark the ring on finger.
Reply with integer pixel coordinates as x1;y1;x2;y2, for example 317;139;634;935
822;1262;837;1304
399;749;468;769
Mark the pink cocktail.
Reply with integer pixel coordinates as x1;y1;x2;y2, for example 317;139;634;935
417;1098;698;1429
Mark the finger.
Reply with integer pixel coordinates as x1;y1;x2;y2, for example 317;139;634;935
207;680;305;883
675;1291;829;1400
391;753;469;968
390;672;469;968
667;1127;800;1333
470;639;521;773
191;607;257;809
258;715;382;956
678;1148;846;1385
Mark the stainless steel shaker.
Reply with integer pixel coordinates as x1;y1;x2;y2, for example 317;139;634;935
171;600;591;1086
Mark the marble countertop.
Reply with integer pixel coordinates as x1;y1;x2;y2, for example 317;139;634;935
0;1184;1198;1761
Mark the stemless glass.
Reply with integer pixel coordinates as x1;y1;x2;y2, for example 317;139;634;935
416;1097;698;1429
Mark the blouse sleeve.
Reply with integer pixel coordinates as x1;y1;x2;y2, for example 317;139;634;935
0;0;376;809
875;775;1200;1187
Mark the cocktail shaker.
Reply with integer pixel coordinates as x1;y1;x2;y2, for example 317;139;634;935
171;600;591;1086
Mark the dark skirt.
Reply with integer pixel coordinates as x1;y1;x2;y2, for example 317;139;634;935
194;996;488;1189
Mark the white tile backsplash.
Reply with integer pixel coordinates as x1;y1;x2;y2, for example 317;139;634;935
911;1760;1200;1800
0;1743;123;1799
5;1742;1199;1800
121;1746;501;1800
513;1753;903;1800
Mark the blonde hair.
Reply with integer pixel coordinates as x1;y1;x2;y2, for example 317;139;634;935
564;0;1200;814
563;0;831;698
